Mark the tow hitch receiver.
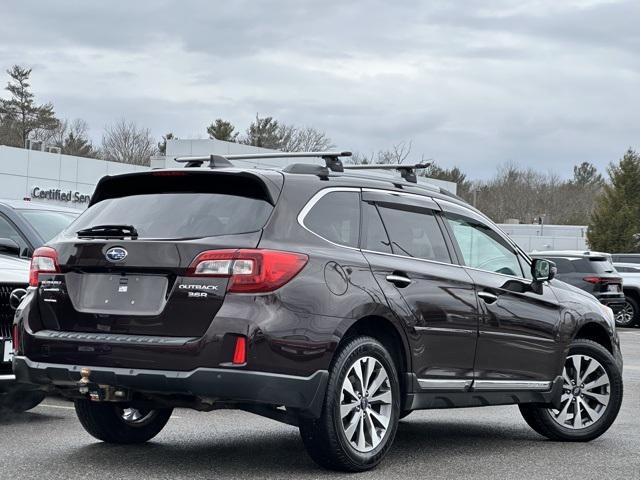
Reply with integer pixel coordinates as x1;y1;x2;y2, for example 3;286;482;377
77;367;131;402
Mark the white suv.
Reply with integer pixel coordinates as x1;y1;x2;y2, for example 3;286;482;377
613;262;640;327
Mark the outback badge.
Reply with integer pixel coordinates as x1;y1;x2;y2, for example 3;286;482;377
105;246;127;262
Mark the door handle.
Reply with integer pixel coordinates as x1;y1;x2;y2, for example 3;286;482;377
386;274;412;288
477;291;498;304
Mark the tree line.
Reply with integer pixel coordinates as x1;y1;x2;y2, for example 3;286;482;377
0;65;637;252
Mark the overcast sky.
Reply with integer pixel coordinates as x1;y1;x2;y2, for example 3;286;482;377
1;0;639;178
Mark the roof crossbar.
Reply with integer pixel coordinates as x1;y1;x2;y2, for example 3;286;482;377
174;151;351;171
342;163;431;183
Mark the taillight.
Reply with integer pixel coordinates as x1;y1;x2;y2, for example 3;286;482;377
187;249;308;293
12;324;19;353
583;276;622;284
29;246;60;287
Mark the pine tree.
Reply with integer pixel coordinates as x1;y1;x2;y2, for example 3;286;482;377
207;119;238;142
0;65;58;146
588;149;640;252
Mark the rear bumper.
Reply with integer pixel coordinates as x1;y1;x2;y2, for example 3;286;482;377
597;295;626;311
13;356;328;417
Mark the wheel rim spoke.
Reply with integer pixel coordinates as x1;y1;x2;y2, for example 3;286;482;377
340;355;393;453
548;353;610;430
584;373;609;392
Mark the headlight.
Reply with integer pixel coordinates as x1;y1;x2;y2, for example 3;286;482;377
598;303;615;327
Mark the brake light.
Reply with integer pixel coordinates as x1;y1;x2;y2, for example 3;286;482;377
187;249;308;293
12;324;19;353
29;246;60;287
232;336;246;364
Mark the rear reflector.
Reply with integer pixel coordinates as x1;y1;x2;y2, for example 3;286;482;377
187;249;308;293
29;247;60;287
232;336;246;364
12;324;19;353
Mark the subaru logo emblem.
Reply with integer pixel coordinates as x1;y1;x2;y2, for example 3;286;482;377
105;247;127;262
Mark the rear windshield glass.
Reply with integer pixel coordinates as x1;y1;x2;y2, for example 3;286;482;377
19;209;78;241
68;193;273;239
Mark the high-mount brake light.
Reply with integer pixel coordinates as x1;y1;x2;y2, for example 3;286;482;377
29;246;60;287
187;249;308;293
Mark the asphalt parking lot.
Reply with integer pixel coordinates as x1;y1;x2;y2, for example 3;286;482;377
1;330;638;480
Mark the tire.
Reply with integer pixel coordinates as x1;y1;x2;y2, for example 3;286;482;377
615;295;638;327
74;400;173;444
299;336;400;472
519;339;622;441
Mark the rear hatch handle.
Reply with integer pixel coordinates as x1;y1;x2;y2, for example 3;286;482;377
77;224;139;239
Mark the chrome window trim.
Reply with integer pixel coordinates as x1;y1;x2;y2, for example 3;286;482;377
473;380;552;391
0;374;16;381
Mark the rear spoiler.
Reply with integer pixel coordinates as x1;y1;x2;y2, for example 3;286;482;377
89;169;283;207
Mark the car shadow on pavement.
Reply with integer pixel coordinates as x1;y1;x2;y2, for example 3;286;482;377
55;418;542;477
0;410;66;425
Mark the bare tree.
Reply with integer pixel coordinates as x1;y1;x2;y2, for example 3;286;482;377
279;126;334;152
101;119;157;166
350;141;413;165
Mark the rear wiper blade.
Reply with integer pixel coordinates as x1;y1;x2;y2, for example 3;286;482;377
77;224;139;239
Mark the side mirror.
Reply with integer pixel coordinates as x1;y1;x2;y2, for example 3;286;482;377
0;237;20;256
531;258;556;282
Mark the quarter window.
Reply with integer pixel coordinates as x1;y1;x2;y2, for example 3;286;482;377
376;205;451;263
445;214;522;277
304;191;360;248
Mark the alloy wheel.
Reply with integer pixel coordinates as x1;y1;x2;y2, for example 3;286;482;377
119;407;156;426
615;301;635;326
339;356;393;453
548;354;610;429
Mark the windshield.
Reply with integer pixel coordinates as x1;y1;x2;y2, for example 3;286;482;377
69;193;273;239
19;209;79;241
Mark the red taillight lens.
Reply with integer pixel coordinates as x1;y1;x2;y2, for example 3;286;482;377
232;336;246;364
29;246;60;287
583;276;604;284
12;324;19;352
583;276;622;284
187;249;308;293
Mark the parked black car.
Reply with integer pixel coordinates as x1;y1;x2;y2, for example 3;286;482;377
1;199;79;411
13;153;623;471
530;251;626;325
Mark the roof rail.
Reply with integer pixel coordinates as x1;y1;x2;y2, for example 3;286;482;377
174;151;351;171
342;163;431;183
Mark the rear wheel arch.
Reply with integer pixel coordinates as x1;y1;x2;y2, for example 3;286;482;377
573;322;612;354
338;315;410;381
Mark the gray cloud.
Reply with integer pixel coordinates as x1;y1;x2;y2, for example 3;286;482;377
1;0;639;178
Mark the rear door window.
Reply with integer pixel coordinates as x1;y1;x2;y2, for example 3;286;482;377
361;201;392;254
376;204;451;263
303;191;360;248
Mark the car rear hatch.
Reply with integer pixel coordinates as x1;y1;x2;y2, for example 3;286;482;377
35;169;282;338
580;256;624;298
